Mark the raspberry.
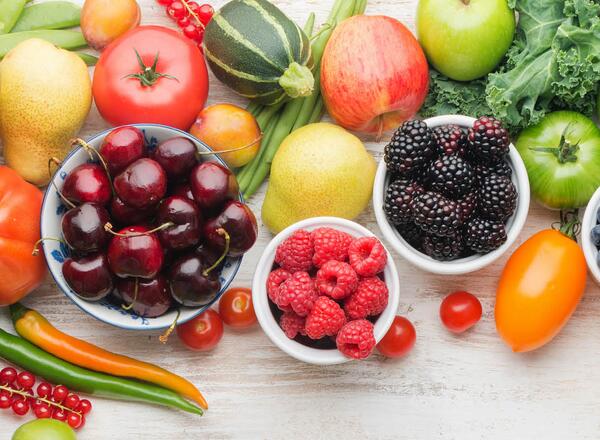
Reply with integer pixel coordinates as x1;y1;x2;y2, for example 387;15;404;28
266;268;292;311
336;319;376;360
305;296;347;340
311;228;353;268
275;229;313;273
348;237;387;277
315;261;358;300
278;272;318;317
279;311;306;339
344;277;389;320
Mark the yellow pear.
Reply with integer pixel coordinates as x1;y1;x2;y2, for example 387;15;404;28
0;39;92;185
262;123;376;233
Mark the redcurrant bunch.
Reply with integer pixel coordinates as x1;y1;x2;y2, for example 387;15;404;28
157;0;215;46
0;366;92;430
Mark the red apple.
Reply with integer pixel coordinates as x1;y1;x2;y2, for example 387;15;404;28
321;16;429;135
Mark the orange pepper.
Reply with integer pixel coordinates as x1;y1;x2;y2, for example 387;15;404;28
0;166;47;306
10;303;208;410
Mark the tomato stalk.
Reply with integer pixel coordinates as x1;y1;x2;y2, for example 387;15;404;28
124;50;179;87
554;209;581;242
529;124;580;164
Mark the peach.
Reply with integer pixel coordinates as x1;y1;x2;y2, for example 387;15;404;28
81;0;141;50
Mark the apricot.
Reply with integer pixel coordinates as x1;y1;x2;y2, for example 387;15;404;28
190;104;262;168
81;0;140;50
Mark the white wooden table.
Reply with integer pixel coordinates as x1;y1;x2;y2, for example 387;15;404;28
3;1;600;439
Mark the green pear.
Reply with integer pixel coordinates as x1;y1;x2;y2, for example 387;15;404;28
262;123;376;233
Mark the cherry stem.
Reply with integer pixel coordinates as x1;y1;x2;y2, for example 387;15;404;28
121;278;139;311
32;237;65;256
47;158;76;210
104;222;175;237
159;309;181;344
71;138;116;198
181;0;205;29
202;228;230;276
0;383;83;418
196;134;263;157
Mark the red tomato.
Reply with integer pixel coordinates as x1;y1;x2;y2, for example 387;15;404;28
177;309;223;351
93;26;208;130
218;287;257;329
440;291;482;333
376;316;416;358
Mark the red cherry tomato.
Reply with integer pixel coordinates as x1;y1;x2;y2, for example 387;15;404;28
440;291;482;333
93;26;208;130
218;287;257;329
177;309;224;351
376;316;416;358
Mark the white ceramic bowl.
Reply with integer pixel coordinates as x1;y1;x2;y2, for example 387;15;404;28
41;124;242;330
252;217;400;365
373;115;530;275
582;186;600;285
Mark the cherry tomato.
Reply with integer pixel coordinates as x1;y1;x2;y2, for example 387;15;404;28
218;287;257;329
376;316;416;358
93;26;208;130
177;309;224;351
440;291;482;333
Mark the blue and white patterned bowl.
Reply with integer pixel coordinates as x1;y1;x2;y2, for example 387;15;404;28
41;124;243;330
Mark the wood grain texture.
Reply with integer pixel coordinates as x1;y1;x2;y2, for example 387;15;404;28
2;1;599;439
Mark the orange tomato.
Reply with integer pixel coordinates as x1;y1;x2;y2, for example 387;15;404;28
495;230;586;352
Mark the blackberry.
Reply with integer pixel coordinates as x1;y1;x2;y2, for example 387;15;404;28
384;120;435;176
396;222;423;249
433;124;467;156
456;191;477;222
422;234;464;261
478;174;517;221
411;191;462;237
428;155;475;198
473;160;512;183
468;116;510;163
464;217;507;254
384;179;423;225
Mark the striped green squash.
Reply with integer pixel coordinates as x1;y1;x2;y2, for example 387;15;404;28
203;0;314;105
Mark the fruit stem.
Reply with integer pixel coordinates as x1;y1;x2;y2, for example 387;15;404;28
180;0;205;29
159;309;181;344
72;138;116;198
529;124;580;164
554;209;581;242
121;278;139;311
32;237;65;256
195;134;263;157
47;158;77;210
279;62;315;99
202;228;230;276
124;50;179;88
0;383;84;418
104;222;175;237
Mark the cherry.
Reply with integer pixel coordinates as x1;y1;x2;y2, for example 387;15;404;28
110;197;156;226
169;254;221;307
63;253;114;301
190;162;239;211
171;183;194;201
62;163;111;206
157;196;202;250
114;158;167;209
115;275;172;318
61;203;111;252
107;226;164;278
99;126;146;176
195;243;223;268
153;137;197;180
204;201;258;257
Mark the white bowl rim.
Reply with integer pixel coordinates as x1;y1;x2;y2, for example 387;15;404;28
252;216;400;365
373;115;530;275
581;187;600;284
40;123;243;330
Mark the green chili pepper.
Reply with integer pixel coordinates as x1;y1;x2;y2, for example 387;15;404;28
0;328;202;415
0;30;86;58
12;2;81;32
0;0;27;34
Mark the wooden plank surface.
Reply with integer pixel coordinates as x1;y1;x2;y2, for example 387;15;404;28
2;0;599;439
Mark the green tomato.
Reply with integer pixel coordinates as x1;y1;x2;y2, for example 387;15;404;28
516;111;600;209
12;419;77;440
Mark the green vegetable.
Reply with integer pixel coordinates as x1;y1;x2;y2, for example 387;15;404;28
74;52;98;66
0;0;27;34
421;0;600;132
0;30;86;58
204;0;314;105
0;328;202;415
12;2;81;32
516;111;600;209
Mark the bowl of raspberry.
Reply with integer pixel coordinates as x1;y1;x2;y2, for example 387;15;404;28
373;115;530;275
252;217;400;365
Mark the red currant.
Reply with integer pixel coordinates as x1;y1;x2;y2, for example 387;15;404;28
37;382;52;399
11;399;29;416
198;4;214;25
76;399;92;415
52;385;69;403
34;403;51;419
187;1;200;13
52;407;67;421
0;367;17;385
17;371;35;390
63;394;80;410
0;393;11;409
78;416;86;429
157;0;173;5
167;1;186;19
177;16;191;28
183;24;200;40
67;412;84;429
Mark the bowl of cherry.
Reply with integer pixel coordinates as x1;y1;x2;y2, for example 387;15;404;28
40;124;258;330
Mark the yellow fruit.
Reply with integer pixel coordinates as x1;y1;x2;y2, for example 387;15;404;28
0;39;92;186
190;104;261;168
262;122;376;233
81;0;140;50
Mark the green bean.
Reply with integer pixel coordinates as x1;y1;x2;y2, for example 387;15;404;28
308;97;325;123
292;65;322;131
12;1;81;32
246;101;263;117
0;0;27;34
238;114;279;191
75;52;98;66
0;30;86;58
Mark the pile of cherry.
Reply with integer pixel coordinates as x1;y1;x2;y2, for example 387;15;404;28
53;125;258;318
0;366;92;429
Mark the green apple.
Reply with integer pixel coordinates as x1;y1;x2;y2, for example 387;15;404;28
417;0;515;81
12;419;77;440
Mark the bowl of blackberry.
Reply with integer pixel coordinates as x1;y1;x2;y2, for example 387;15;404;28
373;115;530;275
